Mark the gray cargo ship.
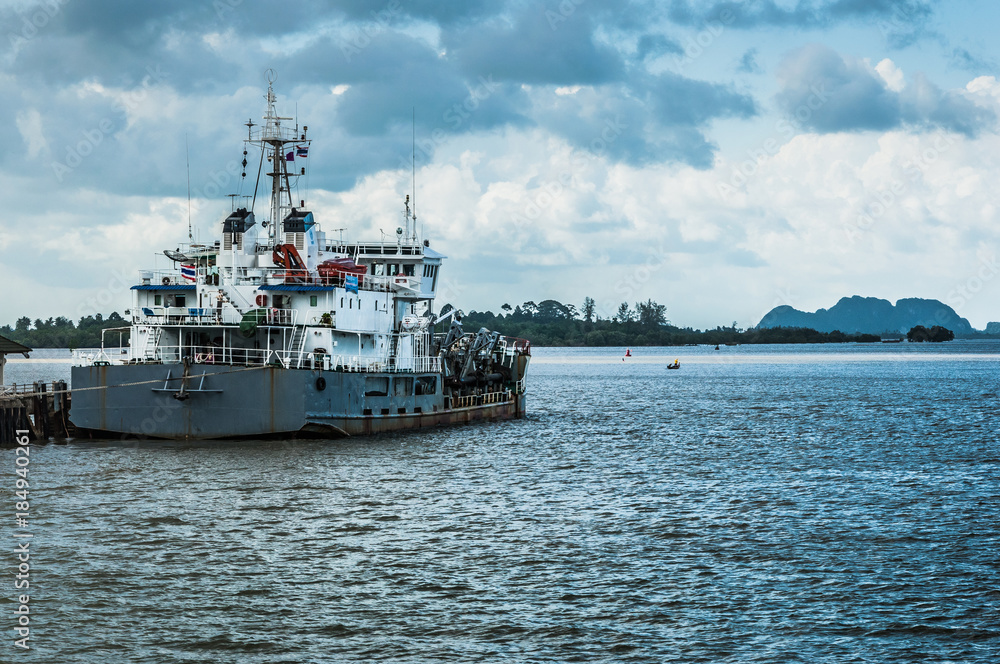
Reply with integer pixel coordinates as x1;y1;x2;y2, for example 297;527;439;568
70;77;530;439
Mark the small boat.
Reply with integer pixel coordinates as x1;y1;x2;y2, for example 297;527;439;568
667;359;680;370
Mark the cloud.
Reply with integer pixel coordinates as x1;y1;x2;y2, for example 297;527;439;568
738;48;761;74
15;108;47;159
529;72;755;168
949;47;997;74
445;4;625;85
666;0;934;30
776;45;995;136
636;33;683;61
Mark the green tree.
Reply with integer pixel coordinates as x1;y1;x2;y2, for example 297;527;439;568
636;299;667;327
615;302;634;323
582;297;595;324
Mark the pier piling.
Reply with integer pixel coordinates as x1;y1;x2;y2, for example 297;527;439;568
1;382;75;445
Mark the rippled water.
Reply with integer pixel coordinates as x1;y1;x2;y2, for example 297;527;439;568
4;344;1000;662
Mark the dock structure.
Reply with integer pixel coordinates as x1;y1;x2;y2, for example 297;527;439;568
1;335;75;444
0;333;31;386
0;381;73;443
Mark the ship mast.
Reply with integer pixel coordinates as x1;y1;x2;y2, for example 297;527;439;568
258;70;298;247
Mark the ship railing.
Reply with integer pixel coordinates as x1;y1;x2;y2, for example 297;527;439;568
134;267;425;297
134;307;224;325
498;336;531;356
136;270;199;287
324;241;425;256
0;382;69;397
73;344;442;374
262;308;298;326
133;307;299;327
383;355;442;373
218;267;418;294
453;389;514;409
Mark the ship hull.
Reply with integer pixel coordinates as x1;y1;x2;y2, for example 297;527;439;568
70;363;525;440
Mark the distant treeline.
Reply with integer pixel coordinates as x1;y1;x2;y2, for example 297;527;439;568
8;299;943;350
1;314;129;349
449;299;884;346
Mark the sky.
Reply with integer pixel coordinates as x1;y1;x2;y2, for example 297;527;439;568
2;0;1000;330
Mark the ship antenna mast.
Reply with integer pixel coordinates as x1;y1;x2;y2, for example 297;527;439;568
185;133;193;243
411;107;416;241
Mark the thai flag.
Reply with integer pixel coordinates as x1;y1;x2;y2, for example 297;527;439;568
181;265;197;282
297;146;308;158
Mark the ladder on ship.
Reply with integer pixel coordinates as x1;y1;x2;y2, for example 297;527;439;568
289;325;308;368
143;328;161;361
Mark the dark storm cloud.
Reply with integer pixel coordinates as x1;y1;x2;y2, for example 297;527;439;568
330;0;501;25
534;74;756;168
636;33;684;61
776;44;993;136
444;2;624;85
3;0;763;193
665;0;933;30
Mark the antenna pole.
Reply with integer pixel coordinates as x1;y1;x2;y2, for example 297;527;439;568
185;134;192;243
411;107;416;241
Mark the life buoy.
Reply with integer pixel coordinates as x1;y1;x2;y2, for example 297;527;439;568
162;277;170;286
255;293;268;306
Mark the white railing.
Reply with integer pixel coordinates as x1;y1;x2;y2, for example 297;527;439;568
73;344;442;374
138;270;198;287
132;265;422;295
132;307;298;326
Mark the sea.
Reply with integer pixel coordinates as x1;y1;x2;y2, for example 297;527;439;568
2;343;998;663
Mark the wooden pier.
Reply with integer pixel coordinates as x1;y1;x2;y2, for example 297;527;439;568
0;381;74;444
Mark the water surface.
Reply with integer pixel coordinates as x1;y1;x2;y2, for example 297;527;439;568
4;344;999;662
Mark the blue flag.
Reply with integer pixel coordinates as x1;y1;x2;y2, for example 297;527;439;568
345;274;358;293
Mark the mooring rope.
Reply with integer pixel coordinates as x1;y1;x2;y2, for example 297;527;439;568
0;364;272;400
